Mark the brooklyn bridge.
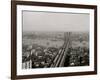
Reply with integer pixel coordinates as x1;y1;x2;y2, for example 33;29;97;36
22;32;89;69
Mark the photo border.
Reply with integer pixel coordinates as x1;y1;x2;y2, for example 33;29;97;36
11;1;97;80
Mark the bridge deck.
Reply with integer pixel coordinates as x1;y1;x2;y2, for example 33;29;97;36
50;32;71;67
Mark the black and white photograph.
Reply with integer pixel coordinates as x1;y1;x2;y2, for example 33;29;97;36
11;1;97;79
22;11;89;69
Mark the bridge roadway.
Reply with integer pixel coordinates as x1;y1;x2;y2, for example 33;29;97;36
50;32;71;67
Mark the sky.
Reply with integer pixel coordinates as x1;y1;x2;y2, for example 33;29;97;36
22;11;89;32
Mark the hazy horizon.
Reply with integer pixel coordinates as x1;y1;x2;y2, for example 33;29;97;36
22;11;90;32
